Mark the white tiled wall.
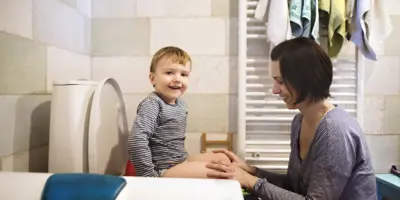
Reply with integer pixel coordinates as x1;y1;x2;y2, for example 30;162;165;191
150;18;226;55
0;0;91;172
0;0;33;39
0;0;399;174
137;0;212;17
46;46;91;92
33;0;90;54
91;0;136;19
91;56;154;93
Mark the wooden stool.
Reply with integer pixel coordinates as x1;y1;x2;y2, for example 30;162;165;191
200;132;233;153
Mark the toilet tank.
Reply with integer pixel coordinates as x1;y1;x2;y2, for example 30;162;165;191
48;80;98;173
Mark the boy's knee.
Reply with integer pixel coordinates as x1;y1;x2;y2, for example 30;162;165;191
215;152;232;163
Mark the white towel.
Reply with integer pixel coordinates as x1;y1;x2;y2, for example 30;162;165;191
365;0;392;56
254;0;269;20
254;0;292;46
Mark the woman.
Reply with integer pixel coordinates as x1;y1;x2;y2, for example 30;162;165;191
206;37;377;199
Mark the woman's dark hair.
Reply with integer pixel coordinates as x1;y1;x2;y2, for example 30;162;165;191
270;37;332;104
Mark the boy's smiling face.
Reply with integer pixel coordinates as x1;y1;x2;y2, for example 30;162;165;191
149;57;191;104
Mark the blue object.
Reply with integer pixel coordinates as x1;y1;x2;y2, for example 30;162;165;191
41;173;126;200
376;174;400;200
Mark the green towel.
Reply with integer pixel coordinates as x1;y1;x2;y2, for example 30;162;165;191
319;0;347;57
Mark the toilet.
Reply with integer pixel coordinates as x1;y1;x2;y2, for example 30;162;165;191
48;77;128;175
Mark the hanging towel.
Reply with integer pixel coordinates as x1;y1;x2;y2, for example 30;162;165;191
254;0;269;20
309;0;319;43
289;0;303;37
346;0;355;21
254;0;292;46
301;0;312;38
365;0;393;58
350;0;376;60
319;0;347;58
345;0;355;40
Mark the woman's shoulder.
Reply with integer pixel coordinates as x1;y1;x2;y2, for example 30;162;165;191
321;106;363;135
312;106;372;175
314;106;366;151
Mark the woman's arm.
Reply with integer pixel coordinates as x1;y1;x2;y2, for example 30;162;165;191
249;166;292;191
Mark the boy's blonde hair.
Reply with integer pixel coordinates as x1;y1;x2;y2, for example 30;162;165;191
150;46;192;73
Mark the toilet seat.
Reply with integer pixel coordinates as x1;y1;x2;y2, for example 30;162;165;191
87;78;129;175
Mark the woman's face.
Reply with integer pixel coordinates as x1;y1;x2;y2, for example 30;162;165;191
270;60;302;110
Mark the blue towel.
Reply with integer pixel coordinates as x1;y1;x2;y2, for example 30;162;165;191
41;173;126;200
350;0;377;60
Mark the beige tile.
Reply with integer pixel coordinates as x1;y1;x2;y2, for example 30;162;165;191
384;95;400;134
0;151;29;172
150;18;226;56
28;145;49;172
384;16;400;56
83;17;91;54
227;18;238;56
13;95;51;153
386;0;400;15
77;0;91;17
92;57;153;93
58;0;77;8
227;94;238;132
0;33;46;94
363;95;384;135
137;0;211;17
211;0;238;17
183;94;230;133
187;56;236;94
364;56;400;95
0;145;48;172
0;95;50;156
46;46;91;92
33;0;87;54
185;133;203;154
0;96;19;157
366;135;400;173
0;0;33;39
92;0;136;19
92;19;150;56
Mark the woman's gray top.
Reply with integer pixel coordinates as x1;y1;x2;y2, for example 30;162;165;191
252;106;377;200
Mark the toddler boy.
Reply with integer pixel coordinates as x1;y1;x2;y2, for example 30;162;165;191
128;46;231;177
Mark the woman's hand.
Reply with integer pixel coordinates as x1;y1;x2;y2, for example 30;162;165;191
212;149;255;175
205;160;259;190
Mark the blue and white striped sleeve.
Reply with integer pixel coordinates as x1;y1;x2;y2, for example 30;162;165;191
127;99;160;177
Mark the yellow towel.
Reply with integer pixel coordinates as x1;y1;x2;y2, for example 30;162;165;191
319;0;347;57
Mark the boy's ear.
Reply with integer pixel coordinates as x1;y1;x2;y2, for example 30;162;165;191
149;73;156;87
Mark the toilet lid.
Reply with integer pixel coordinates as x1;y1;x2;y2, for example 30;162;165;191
87;78;129;175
